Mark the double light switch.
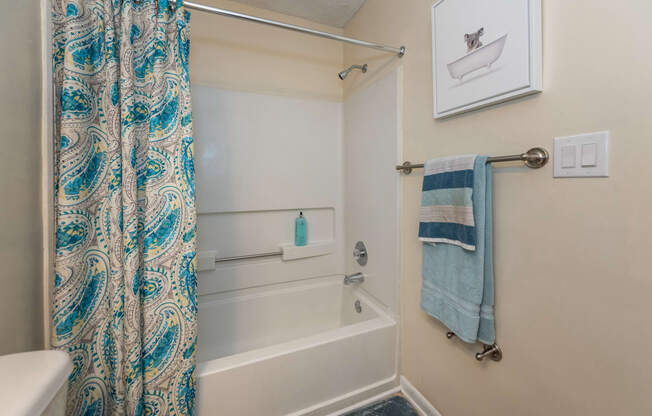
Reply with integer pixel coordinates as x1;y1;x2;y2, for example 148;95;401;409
554;131;609;177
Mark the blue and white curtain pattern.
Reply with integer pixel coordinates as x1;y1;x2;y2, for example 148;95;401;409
52;0;197;414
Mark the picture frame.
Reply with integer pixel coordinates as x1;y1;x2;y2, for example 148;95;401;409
431;0;542;118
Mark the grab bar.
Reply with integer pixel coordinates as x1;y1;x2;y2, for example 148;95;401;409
214;250;282;263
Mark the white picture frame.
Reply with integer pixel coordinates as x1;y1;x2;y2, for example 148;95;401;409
431;0;542;119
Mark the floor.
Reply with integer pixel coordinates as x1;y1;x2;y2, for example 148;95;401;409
343;395;420;416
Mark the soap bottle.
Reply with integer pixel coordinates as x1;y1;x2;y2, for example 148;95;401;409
295;212;307;246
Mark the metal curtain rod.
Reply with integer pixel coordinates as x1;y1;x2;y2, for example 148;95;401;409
177;1;406;57
396;147;549;174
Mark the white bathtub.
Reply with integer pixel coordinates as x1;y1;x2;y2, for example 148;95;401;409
447;34;508;80
197;278;397;416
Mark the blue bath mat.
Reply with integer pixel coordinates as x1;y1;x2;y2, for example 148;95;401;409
343;396;419;416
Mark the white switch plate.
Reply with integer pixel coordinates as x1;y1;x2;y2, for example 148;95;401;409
554;131;609;177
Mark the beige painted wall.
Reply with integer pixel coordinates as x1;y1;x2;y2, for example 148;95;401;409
0;2;44;354
344;1;652;415
189;0;343;101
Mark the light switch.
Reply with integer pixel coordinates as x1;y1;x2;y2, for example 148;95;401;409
581;143;597;167
554;131;609;177
561;145;576;168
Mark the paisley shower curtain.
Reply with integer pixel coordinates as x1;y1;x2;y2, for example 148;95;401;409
52;0;197;414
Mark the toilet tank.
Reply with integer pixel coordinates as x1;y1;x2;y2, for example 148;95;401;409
0;350;72;416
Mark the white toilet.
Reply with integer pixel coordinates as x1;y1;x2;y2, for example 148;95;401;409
0;350;72;416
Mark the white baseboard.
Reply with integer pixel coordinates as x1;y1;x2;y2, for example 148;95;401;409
327;385;400;416
298;375;441;416
400;376;442;416
289;376;399;416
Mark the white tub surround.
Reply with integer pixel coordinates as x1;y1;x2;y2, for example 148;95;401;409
193;70;403;416
197;279;397;416
0;350;72;416
344;69;402;313
193;85;344;295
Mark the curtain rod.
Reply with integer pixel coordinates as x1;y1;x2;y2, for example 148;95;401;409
176;1;406;57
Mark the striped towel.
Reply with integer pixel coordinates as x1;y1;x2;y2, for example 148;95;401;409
418;155;477;251
421;156;495;344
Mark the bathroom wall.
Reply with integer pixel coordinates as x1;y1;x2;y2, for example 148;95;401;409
190;0;343;101
189;0;345;294
0;2;44;354
344;1;652;415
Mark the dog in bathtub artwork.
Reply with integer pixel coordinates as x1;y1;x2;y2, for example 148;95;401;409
431;0;542;118
447;27;508;81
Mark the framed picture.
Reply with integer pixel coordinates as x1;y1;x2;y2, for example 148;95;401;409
431;0;542;118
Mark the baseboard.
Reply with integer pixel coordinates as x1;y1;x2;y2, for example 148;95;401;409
292;375;441;416
400;376;442;416
288;376;399;416
327;385;400;416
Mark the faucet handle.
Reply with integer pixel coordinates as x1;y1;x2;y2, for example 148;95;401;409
344;272;365;285
353;241;368;266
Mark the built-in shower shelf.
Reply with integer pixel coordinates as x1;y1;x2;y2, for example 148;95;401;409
280;241;335;261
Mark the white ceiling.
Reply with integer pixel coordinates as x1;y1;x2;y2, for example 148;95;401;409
229;0;367;28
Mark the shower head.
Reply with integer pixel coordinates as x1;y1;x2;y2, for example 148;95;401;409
338;64;368;80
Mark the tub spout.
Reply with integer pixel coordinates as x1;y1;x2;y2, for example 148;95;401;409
344;272;365;285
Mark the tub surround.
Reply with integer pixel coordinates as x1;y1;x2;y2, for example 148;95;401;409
187;2;405;414
193;85;344;295
193;69;402;414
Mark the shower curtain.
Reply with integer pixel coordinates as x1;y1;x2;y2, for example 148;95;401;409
52;0;197;414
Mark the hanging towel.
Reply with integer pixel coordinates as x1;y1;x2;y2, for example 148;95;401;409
420;156;495;344
418;155;478;251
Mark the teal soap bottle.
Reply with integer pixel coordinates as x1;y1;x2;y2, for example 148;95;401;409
294;212;307;246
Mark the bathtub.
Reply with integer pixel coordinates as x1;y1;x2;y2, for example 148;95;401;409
197;278;397;416
447;34;508;80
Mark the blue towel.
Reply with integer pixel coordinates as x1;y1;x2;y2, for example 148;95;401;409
420;156;495;344
418;155;477;251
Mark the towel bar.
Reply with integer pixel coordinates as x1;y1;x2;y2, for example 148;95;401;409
396;147;549;174
446;332;503;362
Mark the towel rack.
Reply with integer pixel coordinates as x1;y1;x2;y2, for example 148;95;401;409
396;147;549;174
446;332;503;362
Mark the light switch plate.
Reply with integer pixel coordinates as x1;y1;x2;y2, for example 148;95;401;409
554;131;609;177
